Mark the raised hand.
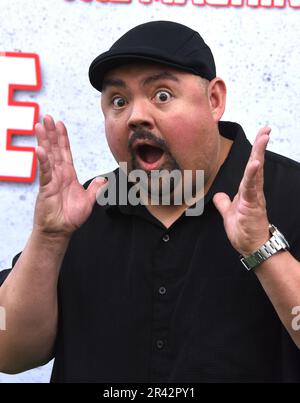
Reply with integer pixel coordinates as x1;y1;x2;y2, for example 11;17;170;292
34;115;107;237
213;127;271;256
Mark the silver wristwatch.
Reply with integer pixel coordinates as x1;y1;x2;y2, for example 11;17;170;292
240;224;290;271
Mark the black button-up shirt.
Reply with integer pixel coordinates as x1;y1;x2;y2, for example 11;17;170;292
1;121;300;382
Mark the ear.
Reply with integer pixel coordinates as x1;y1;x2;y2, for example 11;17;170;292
207;78;227;122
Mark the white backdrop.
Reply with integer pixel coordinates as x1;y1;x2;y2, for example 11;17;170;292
0;0;299;382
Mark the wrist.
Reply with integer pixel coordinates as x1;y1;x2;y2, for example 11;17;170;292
241;231;270;257
32;226;72;245
240;224;290;271
235;225;270;257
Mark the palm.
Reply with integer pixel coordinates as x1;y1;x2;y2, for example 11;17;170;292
213;127;271;256
220;186;268;255
34;115;106;235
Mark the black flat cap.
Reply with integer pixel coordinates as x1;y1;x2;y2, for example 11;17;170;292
89;21;216;92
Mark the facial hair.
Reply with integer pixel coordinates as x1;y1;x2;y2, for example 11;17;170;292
127;127;185;202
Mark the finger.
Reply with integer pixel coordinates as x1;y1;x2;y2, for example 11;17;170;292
247;133;269;208
56;121;74;165
255;134;270;187
252;133;270;163
86;177;108;207
255;126;271;141
249;127;271;163
43;115;62;166
35;123;50;150
213;192;232;219
36;145;52;187
240;160;260;203
244;129;270;206
35;122;54;169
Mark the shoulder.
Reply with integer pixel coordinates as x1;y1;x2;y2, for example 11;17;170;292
265;149;300;173
263;150;300;250
264;149;300;193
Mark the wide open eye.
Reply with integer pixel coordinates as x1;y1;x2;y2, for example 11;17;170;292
112;96;126;108
154;90;172;103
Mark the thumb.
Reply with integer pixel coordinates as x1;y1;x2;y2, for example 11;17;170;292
86;177;108;205
213;192;232;219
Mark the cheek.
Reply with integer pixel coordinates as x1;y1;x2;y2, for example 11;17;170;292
105;119;129;162
163;114;204;153
162;112;216;168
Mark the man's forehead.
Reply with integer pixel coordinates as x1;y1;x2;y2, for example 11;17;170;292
101;62;200;93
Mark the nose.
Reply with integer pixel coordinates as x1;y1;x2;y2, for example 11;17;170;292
127;99;154;132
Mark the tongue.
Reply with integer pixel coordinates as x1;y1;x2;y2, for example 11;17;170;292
138;145;163;164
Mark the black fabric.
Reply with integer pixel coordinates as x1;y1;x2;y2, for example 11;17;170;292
0;269;10;285
2;121;300;382
89;21;216;92
0;253;21;284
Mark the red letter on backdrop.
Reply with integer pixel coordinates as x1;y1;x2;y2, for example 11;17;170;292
0;52;41;182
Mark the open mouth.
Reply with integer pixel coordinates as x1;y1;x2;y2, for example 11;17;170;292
135;144;164;165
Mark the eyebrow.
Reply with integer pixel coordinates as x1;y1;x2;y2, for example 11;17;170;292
102;78;127;92
102;71;180;92
142;71;180;86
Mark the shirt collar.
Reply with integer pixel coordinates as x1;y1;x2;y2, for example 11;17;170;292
204;120;252;205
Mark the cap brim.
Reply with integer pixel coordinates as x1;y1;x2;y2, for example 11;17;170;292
89;53;205;92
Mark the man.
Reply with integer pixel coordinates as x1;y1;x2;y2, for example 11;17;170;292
0;21;300;382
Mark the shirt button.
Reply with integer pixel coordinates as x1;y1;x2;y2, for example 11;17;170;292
158;286;167;296
156;340;165;350
162;234;170;242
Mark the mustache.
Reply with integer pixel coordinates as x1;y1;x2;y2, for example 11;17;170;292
128;128;169;154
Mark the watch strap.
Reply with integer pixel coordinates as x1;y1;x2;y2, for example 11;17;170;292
240;224;290;271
